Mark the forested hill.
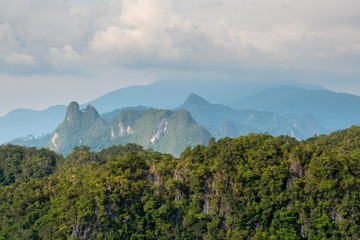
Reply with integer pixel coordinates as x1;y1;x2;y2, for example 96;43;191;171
1;126;360;239
11;101;211;157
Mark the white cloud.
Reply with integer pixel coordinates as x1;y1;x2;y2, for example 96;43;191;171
87;0;227;67
87;0;172;63
120;0;173;28
5;52;35;65
0;0;358;74
49;45;82;65
0;0;89;70
0;23;19;53
1;0;360;115
0;0;88;46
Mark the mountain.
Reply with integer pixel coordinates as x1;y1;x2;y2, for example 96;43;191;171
84;78;324;114
0;105;66;144
0;79;323;143
41;102;211;156
176;93;239;129
230;110;327;139
2;126;360;239
232;86;360;130
110;109;211;157
48;102;109;155
177;93;327;140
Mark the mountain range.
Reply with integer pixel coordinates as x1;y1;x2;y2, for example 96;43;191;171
12;101;212;157
2;79;360;155
83;78;324;114
10;92;328;156
1;79;323;144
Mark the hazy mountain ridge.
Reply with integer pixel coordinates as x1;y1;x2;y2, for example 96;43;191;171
84;79;325;114
0;105;66;144
177;93;327;140
0;80;329;144
2;80;360;148
233;86;360;130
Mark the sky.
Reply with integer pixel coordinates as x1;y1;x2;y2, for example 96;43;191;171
0;0;360;116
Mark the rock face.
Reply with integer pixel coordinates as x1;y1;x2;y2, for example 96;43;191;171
47;102;211;157
65;101;82;126
286;157;304;189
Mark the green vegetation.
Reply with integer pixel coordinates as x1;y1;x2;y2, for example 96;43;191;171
0;145;61;187
1;126;360;239
111;109;211;157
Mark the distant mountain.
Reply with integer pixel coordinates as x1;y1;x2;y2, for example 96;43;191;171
177;93;327;140
14;102;211;157
232;86;360;130
0;105;66;144
228;110;327;140
176;93;239;129
84;79;324;114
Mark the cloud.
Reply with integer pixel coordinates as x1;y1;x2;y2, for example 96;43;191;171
5;52;35;65
0;0;88;46
0;0;89;72
200;0;223;8
87;0;231;69
204;16;360;72
87;0;178;64
49;45;82;65
2;0;360;115
0;0;359;74
85;0;360;72
0;23;19;53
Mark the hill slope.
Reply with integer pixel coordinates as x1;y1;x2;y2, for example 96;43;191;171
110;109;211;157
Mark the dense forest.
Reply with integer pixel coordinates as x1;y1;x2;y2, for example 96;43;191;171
1;126;360;239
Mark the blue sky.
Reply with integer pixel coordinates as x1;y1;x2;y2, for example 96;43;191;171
1;0;360;115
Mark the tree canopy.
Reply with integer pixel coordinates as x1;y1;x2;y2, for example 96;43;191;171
1;126;360;239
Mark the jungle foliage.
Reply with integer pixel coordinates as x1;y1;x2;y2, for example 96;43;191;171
1;126;360;239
